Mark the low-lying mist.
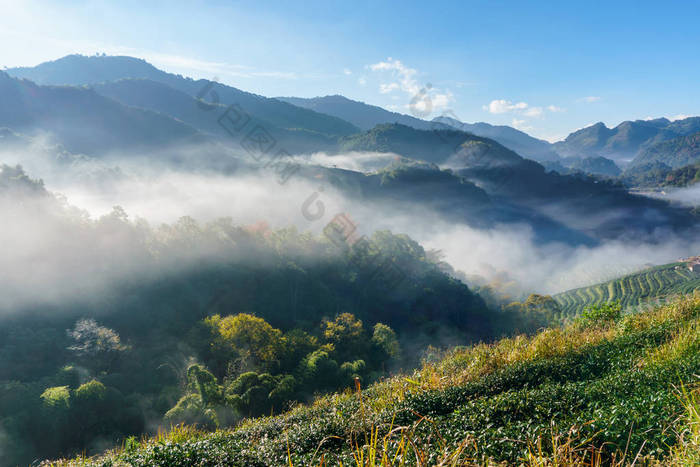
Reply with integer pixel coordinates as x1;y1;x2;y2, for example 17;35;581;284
662;184;700;207
2;142;700;314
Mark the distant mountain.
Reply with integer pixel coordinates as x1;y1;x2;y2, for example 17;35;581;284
91;79;341;153
299;160;492;223
554;118;700;163
7;55;359;138
622;161;675;188
337;123;521;166
620;131;700;188
278;95;561;163
336;123;696;241
92;78;233;136
297;160;595;246
543;156;621;177
454;156;693;241
278;94;433;131
660;162;700;187
630;131;700;169
569;156;621;177
4;55;697;243
0;71;202;155
432;116;560;162
555;122;614;158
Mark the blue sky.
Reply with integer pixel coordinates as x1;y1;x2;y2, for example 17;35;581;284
1;0;698;141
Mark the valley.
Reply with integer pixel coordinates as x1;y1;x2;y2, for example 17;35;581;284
1;34;699;466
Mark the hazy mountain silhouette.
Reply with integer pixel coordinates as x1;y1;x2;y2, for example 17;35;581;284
8;55;360;138
554;118;700;163
629;131;700;169
0;71;202;155
279;95;562;163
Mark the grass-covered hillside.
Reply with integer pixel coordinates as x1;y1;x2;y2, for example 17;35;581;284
554;262;700;317
53;294;700;466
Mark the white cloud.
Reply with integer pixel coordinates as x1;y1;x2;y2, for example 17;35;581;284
368;57;453;116
379;82;400;94
524;106;544;118
26;43;301;82
578;96;601;103
483;99;529;114
539;133;568;143
369;57;420;96
484;100;563;117
84;47;302;81
430;92;453;111
644;114;693;122
252;71;298;79
511;118;534;132
343;68;352;75
139;52;251;76
482;99;565;134
670;114;692;121
358;76;367;86
573;122;601;132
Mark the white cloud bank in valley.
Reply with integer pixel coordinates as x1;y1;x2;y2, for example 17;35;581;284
2;144;699;313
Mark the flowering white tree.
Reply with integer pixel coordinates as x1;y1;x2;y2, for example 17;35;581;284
67;318;126;372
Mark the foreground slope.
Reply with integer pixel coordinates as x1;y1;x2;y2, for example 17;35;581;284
3;165;536;466
58;294;700;466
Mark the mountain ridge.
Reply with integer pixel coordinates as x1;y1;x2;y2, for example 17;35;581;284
7;55;360;138
555;118;700;163
278;94;563;163
0;70;204;155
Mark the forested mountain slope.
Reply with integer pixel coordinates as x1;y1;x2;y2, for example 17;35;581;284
629;131;700;170
433;115;560;162
0;164;546;465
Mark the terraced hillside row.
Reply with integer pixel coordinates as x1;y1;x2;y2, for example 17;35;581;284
554;262;700;317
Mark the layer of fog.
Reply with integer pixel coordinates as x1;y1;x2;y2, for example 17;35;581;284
662;185;700;207
2;143;700;314
51;166;700;293
301;151;403;173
